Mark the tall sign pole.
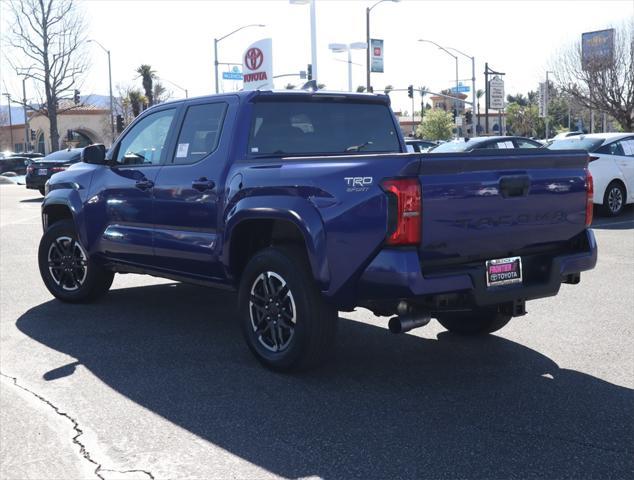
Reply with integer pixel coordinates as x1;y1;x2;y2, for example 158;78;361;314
22;78;29;151
484;62;489;135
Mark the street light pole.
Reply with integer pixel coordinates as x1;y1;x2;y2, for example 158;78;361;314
419;39;459;138
329;42;367;92
448;46;476;137
22;78;30;151
214;24;265;94
366;0;399;92
161;78;188;98
88;40;115;144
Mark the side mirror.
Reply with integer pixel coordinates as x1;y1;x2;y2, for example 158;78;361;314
81;144;107;164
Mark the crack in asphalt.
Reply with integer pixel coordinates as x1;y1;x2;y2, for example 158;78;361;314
0;372;155;480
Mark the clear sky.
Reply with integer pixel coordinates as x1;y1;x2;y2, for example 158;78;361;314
1;0;631;113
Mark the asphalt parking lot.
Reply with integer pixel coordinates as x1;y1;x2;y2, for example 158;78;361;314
1;184;632;480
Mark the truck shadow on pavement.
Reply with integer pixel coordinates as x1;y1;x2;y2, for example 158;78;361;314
16;283;633;479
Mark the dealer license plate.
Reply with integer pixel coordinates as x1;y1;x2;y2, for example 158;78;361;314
37;169;47;176
486;256;523;287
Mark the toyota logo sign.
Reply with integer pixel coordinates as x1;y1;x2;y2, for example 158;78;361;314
244;48;264;71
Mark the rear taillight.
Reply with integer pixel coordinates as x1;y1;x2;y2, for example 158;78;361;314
585;168;593;227
26;166;34;174
381;178;421;245
50;166;67;173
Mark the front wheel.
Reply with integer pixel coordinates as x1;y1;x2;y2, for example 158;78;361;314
38;220;114;303
238;246;337;372
436;306;512;335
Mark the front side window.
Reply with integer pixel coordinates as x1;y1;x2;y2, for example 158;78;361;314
115;108;176;165
247;101;400;156
172;103;227;164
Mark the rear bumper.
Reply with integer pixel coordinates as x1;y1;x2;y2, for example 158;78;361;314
25;174;48;189
357;229;597;308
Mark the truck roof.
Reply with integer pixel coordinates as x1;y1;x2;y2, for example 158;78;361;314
153;89;391;109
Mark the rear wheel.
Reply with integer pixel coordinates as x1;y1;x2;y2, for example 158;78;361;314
436;306;512;335
38;220;114;303
238;246;337;372
601;181;626;217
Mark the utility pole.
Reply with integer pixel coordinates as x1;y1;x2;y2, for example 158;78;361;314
485;62;489;134
22;78;30;151
2;93;14;149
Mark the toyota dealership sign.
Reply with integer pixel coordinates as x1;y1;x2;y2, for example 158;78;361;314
242;38;273;91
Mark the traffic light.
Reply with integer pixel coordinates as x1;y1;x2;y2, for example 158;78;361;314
30;129;36;141
307;64;312;81
452;108;457;121
407;85;413;98
465;110;473;124
73;89;80;105
67;129;73;141
116;114;124;133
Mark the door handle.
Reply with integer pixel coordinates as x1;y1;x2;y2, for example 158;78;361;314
192;178;215;192
135;179;154;191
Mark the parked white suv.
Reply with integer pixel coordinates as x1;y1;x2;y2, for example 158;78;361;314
548;133;634;216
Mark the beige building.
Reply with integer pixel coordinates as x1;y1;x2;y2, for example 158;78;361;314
0;104;111;154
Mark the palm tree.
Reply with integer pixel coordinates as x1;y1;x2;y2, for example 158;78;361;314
356;85;366;93
136;64;156;106
476;89;485;117
284;83;296;90
153;82;167;104
128;89;145;118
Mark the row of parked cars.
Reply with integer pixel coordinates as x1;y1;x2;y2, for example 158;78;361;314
2;131;632;217
0;148;83;195
405;133;633;216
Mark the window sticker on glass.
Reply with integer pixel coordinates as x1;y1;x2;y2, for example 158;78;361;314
497;141;513;149
622;140;634;156
251;147;259;153
176;143;189;158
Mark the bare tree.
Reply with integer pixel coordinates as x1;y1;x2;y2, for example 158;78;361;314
5;0;88;151
550;22;634;131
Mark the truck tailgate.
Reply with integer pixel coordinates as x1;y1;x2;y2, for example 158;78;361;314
418;149;590;268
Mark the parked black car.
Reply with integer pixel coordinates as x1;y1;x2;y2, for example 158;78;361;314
26;148;82;195
0;156;29;175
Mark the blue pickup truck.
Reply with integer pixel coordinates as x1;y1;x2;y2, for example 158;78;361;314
38;90;597;371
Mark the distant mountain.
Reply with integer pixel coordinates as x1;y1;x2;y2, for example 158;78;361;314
0;94;112;126
0;106;25;125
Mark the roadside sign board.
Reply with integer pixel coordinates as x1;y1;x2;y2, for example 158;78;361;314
242;38;273;91
455;116;463;126
370;38;384;73
223;66;243;81
582;29;614;71
489;76;505;110
451;82;470;93
538;81;548;118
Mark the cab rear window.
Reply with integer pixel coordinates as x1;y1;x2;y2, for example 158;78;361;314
247;101;400;156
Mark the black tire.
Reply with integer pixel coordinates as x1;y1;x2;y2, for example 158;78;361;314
600;181;626;217
38;186;46;196
38;220;114;303
238;245;337;372
436;306;512;335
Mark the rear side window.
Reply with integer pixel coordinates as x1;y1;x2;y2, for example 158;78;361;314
247;101;400;156
548;138;604;152
173;103;227;164
596;141;625;156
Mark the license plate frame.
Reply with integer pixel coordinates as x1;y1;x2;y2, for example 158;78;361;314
37;168;47;176
486;256;523;287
